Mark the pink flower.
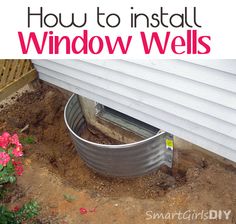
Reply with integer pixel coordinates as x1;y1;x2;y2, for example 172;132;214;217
12;161;24;176
0;152;10;166
0;132;10;149
79;208;88;215
12;144;23;157
12;206;20;212
9;134;20;146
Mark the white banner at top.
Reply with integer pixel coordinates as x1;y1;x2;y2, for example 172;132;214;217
0;0;235;59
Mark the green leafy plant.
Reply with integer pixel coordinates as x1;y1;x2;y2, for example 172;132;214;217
0;186;8;200
0;132;40;223
0;201;40;224
20;136;35;145
0;132;24;185
63;193;76;202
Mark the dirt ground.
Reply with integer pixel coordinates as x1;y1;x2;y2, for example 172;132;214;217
80;125;122;145
0;82;236;224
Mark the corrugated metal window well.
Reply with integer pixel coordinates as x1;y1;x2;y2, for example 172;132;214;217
64;94;174;177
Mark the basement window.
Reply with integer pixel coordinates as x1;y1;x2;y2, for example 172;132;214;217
96;104;159;138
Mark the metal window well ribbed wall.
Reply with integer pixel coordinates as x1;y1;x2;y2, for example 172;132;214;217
64;94;173;177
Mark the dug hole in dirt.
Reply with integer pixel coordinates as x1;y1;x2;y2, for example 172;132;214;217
0;81;236;224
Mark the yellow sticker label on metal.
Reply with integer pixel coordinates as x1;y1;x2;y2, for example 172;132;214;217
166;139;174;150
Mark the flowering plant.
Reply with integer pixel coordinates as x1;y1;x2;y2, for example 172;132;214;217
0;201;39;224
0;132;24;185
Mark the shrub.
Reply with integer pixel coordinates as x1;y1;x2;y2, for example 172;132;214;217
0;132;24;185
0;132;40;223
0;201;39;224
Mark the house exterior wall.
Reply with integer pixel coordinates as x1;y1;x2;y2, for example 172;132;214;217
32;59;236;162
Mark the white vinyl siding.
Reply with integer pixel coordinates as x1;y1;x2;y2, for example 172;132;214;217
32;59;236;162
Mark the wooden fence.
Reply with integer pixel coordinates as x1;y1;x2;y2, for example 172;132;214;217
0;60;37;101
